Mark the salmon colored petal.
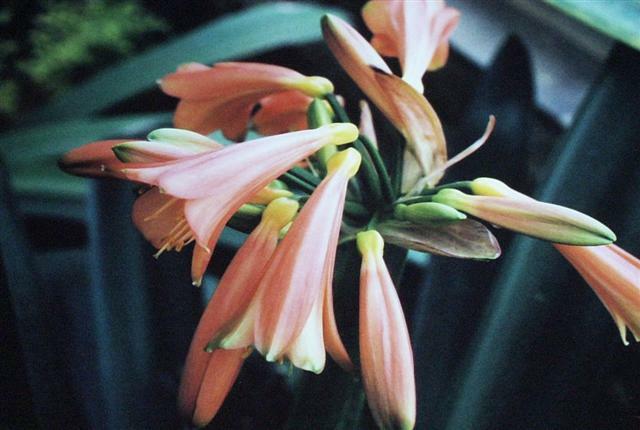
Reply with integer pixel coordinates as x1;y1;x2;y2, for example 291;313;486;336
322;14;394;122
188;348;247;428
374;70;447;191
161;62;333;138
362;0;460;92
555;244;640;344
132;188;191;252
254;149;361;366
322;242;353;372
58;139;129;179
180;199;297;414
323;15;448;190
174;94;267;140
161;62;310;101
252;91;312;136
358;100;378;149
357;230;416;430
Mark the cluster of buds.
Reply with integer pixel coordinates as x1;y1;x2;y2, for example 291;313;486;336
59;1;639;428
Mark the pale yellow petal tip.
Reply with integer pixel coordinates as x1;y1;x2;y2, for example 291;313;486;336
356;230;384;257
323;123;359;146
470;177;527;200
262;197;299;230
326;147;361;177
294;75;334;97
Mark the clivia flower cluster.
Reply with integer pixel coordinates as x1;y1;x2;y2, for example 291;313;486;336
60;1;640;428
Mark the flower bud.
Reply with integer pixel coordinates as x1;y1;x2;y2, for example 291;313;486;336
432;188;616;246
394;202;466;225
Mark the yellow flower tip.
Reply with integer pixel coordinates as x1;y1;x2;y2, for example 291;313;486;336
262;197;299;230
250;186;293;205
356;230;384;257
326;148;362;178
296;75;335;96
322;122;359;146
470;177;528;200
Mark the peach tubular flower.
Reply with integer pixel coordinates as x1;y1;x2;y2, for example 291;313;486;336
123;124;358;286
554;244;640;345
432;188;616;245
179;198;299;423
58;139;130;179
362;0;460;93
159;62;334;139
357;230;416;430
236;148;362;373
322;14;447;191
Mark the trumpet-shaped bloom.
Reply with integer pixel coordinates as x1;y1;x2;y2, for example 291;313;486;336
159;62;334;139
123;124;358;284
357;230;416;430
555;244;640;345
432;188;616;245
362;0;460;93
252;149;361;372
179;198;299;424
322;14;447;191
219;149;361;374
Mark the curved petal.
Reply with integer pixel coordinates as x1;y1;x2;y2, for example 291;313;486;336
362;0;460;92
188;348;246;428
358;230;415;430
254;149;361;366
555;244;640;344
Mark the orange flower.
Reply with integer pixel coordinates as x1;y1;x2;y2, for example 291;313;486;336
251;149;360;372
555;244;640;345
322;14;447;191
159;62;333;139
357;230;415;430
124;124;358;284
217;149;360;374
362;0;460;93
178;198;299;426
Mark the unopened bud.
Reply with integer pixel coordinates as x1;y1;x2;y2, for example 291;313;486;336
394;202;466;225
432;189;616;246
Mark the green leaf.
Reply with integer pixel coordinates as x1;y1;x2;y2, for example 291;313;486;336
22;2;351;123
545;0;640;51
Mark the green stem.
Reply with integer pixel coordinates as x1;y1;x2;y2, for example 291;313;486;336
325;93;351;123
358;135;395;204
394;180;473;205
281;172;316;193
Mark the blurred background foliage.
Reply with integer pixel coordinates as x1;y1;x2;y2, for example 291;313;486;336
1;1;639;429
